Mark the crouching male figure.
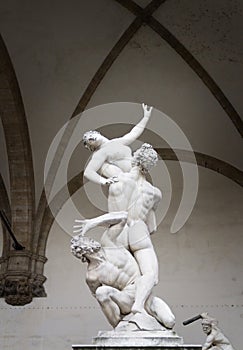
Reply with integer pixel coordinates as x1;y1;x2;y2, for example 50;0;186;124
71;235;175;330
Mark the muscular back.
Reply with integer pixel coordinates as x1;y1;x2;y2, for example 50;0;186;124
108;172;136;212
109;172;161;223
128;180;161;223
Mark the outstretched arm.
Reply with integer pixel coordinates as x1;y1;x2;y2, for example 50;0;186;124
73;211;128;235
116;103;153;145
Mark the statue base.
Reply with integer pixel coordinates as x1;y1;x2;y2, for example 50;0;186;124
72;313;202;348
72;329;202;349
93;330;183;346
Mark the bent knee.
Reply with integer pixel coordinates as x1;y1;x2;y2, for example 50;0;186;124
95;286;113;302
163;314;175;329
143;271;158;285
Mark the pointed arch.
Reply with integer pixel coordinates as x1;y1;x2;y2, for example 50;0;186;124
0;174;11;259
0;34;35;249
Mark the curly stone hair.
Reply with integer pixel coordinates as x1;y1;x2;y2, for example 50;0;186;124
82;130;100;144
132;143;158;173
71;236;101;260
201;314;218;327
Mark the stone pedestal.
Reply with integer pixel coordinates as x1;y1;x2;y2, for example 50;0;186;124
93;330;183;346
72;329;202;350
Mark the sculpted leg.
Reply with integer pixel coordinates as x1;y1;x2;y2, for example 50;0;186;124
131;249;158;314
95;286;121;327
110;288;135;315
128;221;158;314
95;285;134;327
131;272;157;314
145;295;175;329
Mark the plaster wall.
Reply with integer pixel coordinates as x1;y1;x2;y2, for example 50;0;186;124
0;166;242;350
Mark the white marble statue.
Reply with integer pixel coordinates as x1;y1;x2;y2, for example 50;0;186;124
72;104;178;337
201;313;235;350
82;103;152;185
74;143;162;315
71;235;175;330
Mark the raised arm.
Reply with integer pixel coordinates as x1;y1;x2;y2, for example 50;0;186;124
116;103;153;145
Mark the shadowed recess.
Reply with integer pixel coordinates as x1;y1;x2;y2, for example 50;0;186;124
0;34;35;250
0;174;11;257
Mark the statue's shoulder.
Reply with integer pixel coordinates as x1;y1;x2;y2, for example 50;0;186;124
86;262;105;280
86;268;98;280
145;180;159;191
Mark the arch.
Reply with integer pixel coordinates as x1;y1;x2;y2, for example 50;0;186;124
115;0;243;136
0;174;11;258
156;149;243;187
0;34;35;250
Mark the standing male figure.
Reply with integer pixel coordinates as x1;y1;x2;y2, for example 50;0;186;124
74;144;162;315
